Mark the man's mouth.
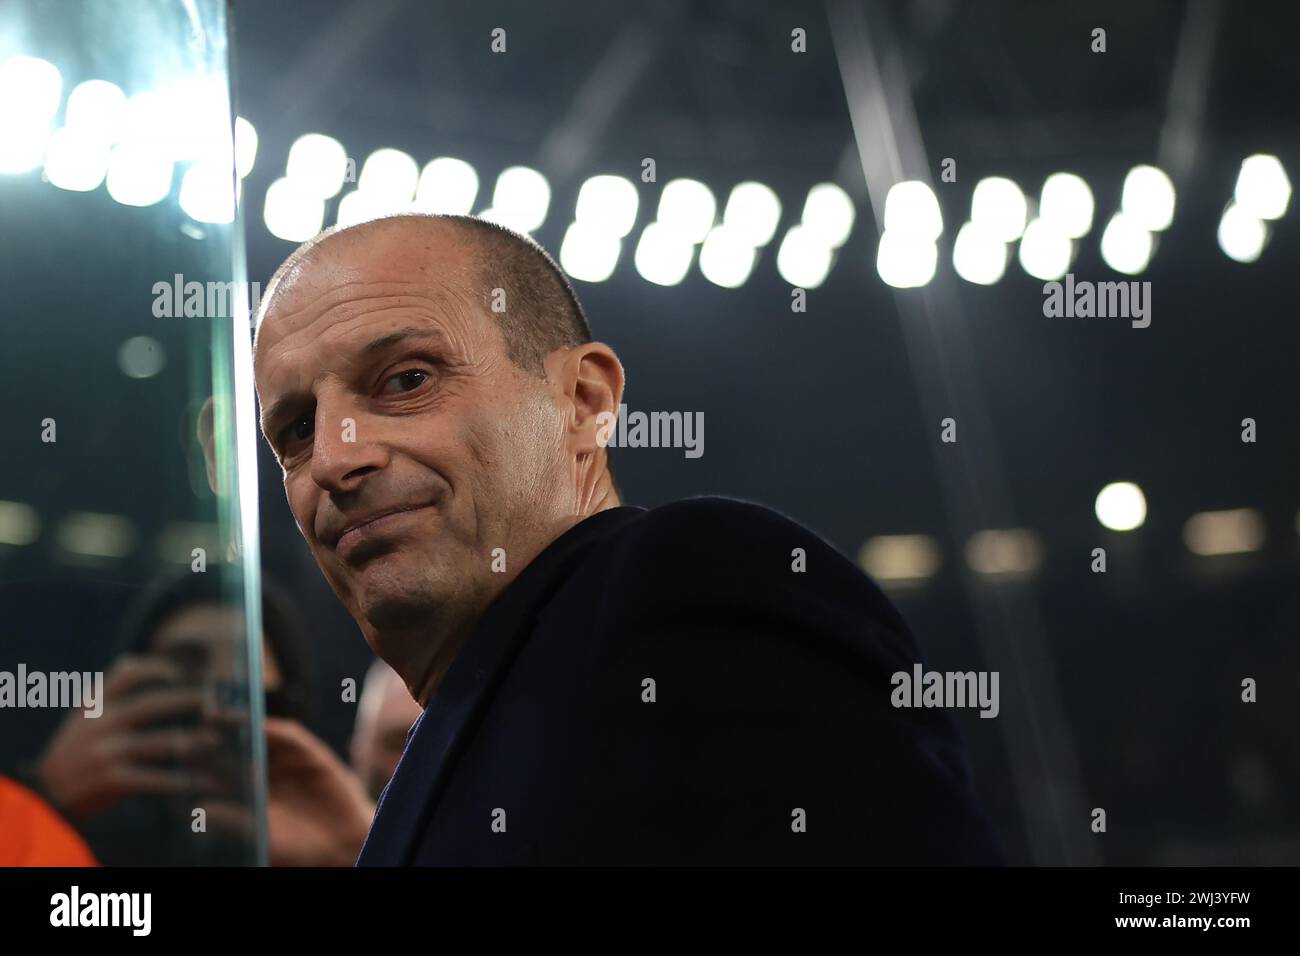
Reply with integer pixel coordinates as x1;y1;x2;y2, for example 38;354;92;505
334;505;435;559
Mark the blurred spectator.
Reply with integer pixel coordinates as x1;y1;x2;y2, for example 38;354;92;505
28;573;372;865
350;659;423;801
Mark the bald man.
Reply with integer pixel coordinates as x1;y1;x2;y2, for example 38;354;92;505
253;213;1001;865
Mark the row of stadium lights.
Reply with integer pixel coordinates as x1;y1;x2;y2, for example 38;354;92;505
262;133;853;289
864;482;1278;586
263;138;1293;288
942;160;1291;287
2;55;1293;291
0;487;1283;584
0;59;256;214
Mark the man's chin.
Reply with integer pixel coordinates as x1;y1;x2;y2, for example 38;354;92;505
323;543;477;638
327;547;438;624
355;578;443;631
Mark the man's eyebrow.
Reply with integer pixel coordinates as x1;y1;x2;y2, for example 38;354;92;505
361;326;449;356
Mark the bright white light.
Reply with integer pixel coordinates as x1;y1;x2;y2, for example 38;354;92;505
877;231;938;288
883;180;943;240
723;181;781;247
575;174;639;238
970;176;1027;242
1095;481;1147;532
264;176;325;241
359;148;418;205
1217;203;1267;263
1121;165;1176;231
414;157;478;214
1039;172;1094;238
559;222;621;283
1234;154;1291;220
0;56;63;126
698;224;757;288
0;58;62;172
64;80;126;141
116;89;168;150
234;117;257;179
0;125;50;173
180;159;236;223
105;144;173;206
657;178;716;243
286;134;348;199
952;222;1007;285
775;225;833;288
801;182;855;248
490;165;551;233
1018;218;1072;280
1099;212;1154;274
118;78;229;162
634;222;694;286
43;128;111;191
336;189;393;227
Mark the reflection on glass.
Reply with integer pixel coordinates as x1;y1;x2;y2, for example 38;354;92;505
0;0;266;865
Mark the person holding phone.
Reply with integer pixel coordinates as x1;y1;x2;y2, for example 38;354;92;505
28;574;372;865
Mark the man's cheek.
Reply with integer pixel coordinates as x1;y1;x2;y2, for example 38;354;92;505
286;486;315;543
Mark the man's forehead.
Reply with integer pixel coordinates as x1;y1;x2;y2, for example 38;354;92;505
275;225;472;306
255;285;476;386
256;225;480;354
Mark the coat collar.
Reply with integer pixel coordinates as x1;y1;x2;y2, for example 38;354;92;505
356;505;646;865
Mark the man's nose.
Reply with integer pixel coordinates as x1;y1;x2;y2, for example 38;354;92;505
310;406;388;493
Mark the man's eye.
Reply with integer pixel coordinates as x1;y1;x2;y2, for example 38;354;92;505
382;369;430;394
286;416;313;444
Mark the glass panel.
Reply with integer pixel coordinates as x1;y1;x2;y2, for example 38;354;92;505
0;0;266;865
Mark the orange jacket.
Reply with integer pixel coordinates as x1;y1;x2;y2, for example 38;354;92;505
0;775;98;866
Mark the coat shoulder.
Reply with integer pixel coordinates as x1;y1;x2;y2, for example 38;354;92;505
614;495;850;568
589;495;910;639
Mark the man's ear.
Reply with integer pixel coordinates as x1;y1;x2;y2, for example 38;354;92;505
197;395;222;496
547;342;624;450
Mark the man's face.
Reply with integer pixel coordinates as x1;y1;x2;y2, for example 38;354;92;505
253;226;572;688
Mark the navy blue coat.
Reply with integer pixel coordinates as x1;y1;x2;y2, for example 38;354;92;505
356;497;1002;865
